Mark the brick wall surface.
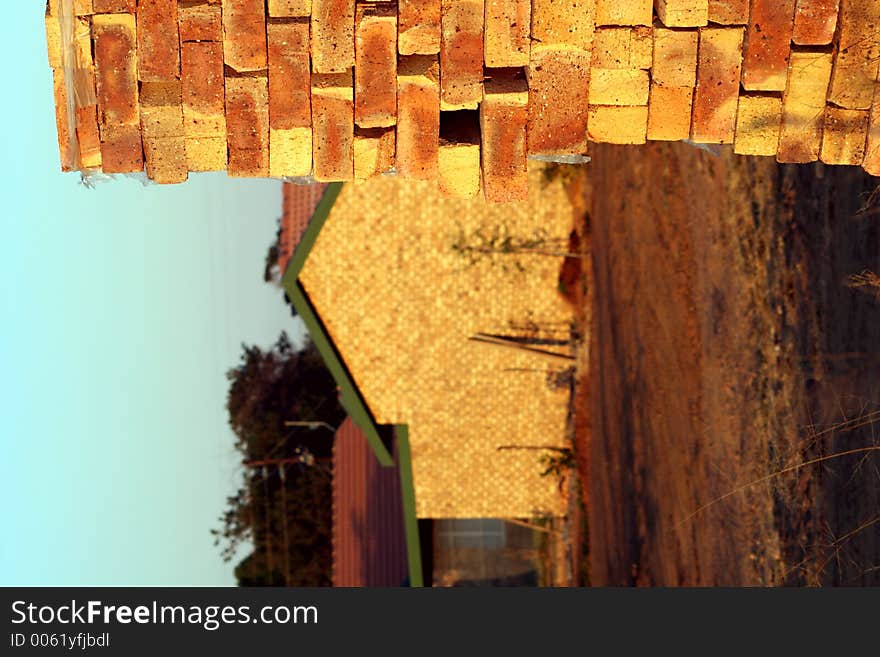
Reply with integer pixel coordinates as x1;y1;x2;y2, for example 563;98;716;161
47;0;880;191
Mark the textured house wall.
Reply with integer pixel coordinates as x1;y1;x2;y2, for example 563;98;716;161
299;163;574;518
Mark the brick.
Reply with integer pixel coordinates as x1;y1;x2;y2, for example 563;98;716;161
864;89;880;175
225;76;270;177
93;0;136;12
399;0;441;55
593;27;653;69
778;50;833;163
223;0;267;73
312;0;355;73
820;107;869;165
268;22;311;130
792;0;840;45
440;0;484;109
311;72;355;181
137;0;180;81
179;3;222;43
355;9;398;129
485;0;531;67
742;0;796;91
51;68;75;171
828;1;880;110
654;0;709;27
439;111;481;197
75;0;93;17
691;27;744;143
587;105;648;143
651;27;698;86
647;84;693;140
185;136;227;171
74;17;101;169
481;71;529;202
733;94;783;155
93;13;143;172
595;0;653;26
397;56;441;179
268;0;311;16
527;45;590;155
181;42;226;135
707;0;749;24
354;127;396;180
271;127;313;177
530;0;594;49
589;68;650;105
140;81;187;183
45;1;62;69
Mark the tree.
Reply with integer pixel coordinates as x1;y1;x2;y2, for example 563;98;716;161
214;332;345;586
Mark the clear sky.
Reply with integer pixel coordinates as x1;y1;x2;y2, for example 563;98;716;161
0;5;300;585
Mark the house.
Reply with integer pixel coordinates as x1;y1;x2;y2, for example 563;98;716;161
282;166;578;585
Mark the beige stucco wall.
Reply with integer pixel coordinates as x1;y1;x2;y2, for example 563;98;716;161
300;164;575;518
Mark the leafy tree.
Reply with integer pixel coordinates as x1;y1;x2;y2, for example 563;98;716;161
215;332;344;586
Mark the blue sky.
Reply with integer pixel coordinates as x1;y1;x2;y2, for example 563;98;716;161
0;5;300;585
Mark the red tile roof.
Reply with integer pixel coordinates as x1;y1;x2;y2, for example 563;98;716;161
332;418;408;586
279;182;329;275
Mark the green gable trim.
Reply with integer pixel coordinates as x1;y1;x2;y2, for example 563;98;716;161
282;182;343;285
285;281;394;467
395;425;424;587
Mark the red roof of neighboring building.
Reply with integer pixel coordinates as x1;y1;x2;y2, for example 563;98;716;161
279;182;329;275
332;418;409;587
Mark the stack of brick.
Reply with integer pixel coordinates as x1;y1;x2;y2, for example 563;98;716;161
46;0;880;200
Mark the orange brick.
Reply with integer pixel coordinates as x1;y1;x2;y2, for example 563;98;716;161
741;0;796;91
354;127;396;180
45;0;62;69
311;72;355;181
222;0;267;73
587;105;648;143
652;27;698;87
778;50;832;163
93;0;136;12
73;16;101;169
355;9;398;129
589;69;650;105
647;84;693;141
140;81;187;183
181;41;227;171
530;0;594;50
312;0;355;73
691;27;744;143
595;0;652;26
137;0;180;81
654;0;709;27
226;76;270;177
268;0;311;16
792;0;840;45
828;1;880;110
74;0;93;16
397;56;441;179
593;27;653;69
440;0;484;109
268;22;311;130
864;89;880;175
179;3;222;42
439;111;481;197
707;0;749;24
481;71;529;202
820;107;869;165
527;45;590;155
485;0;531;67
733;94;783;156
93;13;143;172
399;0;441;55
51;68;75;171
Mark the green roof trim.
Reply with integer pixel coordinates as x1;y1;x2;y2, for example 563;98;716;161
285;281;394;467
282;182;344;285
395;425;424;587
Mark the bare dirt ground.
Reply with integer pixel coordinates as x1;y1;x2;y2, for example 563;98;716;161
572;142;880;586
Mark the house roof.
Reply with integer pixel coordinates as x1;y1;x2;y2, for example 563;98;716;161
332;418;408;586
280;183;423;586
278;183;329;275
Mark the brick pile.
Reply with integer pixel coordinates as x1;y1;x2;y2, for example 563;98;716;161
47;0;880;199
